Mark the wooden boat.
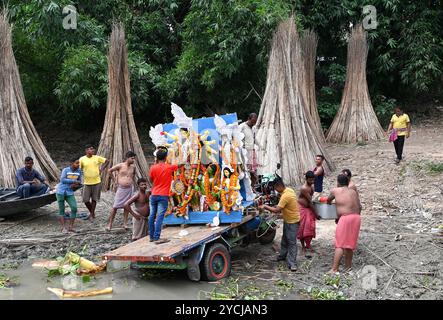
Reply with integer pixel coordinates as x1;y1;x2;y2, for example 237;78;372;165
0;188;56;217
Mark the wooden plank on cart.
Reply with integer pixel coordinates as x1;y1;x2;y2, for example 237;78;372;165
103;215;253;263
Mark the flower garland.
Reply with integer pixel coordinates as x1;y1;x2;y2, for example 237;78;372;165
220;149;239;214
177;132;202;216
204;164;220;205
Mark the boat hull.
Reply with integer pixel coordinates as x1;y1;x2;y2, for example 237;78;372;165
0;188;56;217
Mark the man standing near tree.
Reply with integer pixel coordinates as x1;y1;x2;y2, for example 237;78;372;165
80;144;109;221
239;113;259;187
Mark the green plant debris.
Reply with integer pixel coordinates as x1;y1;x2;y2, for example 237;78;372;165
0;273;19;289
323;273;351;289
303;287;346;300
45;251;96;277
203;278;274;300
275;279;294;291
323;273;341;288
82;275;92;283
411;161;443;175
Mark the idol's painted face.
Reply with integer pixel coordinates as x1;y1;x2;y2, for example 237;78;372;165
224;169;230;178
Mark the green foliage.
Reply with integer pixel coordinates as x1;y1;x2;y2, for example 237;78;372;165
373;95;397;126
162;0;292;119
54;45;107;113
317;63;346;127
4;0;443;128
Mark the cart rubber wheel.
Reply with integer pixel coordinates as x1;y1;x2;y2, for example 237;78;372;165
258;227;276;245
201;243;231;281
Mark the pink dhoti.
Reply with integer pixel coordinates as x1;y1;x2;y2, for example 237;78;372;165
297;205;316;241
246;149;258;173
335;213;361;250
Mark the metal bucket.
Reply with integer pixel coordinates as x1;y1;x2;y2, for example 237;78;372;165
314;202;337;220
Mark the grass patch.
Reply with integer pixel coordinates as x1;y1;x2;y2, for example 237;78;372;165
411;161;443;175
0;273;19;289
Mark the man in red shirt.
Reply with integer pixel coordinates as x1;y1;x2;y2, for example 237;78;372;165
149;148;178;244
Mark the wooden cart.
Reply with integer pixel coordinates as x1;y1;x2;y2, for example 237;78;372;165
103;211;277;281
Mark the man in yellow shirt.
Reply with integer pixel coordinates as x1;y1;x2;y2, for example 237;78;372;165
387;106;411;163
80;144;109;220
260;178;300;271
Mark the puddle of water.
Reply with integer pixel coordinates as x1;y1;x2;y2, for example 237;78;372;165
0;261;214;300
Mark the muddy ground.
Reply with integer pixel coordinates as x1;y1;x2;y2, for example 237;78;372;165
0;112;442;300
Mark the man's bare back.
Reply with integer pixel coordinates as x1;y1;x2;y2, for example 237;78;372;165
328;187;361;217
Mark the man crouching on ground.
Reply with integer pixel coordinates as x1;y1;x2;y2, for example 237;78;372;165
124;178;151;241
259;178;300;272
327;174;362;273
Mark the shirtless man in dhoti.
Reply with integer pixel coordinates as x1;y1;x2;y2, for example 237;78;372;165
124;178;151;241
106;151;137;231
297;171;320;258
327;174;362;273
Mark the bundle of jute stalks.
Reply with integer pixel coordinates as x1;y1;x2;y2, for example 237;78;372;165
0;10;59;187
97;23;149;191
326;23;384;143
256;17;333;186
300;29;324;141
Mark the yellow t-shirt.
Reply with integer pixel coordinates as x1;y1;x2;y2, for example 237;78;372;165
391;114;410;136
277;187;300;224
79;155;106;185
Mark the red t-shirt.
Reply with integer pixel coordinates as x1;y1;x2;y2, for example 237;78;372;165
149;163;178;196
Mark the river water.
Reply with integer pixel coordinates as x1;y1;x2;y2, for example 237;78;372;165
0;261;215;300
